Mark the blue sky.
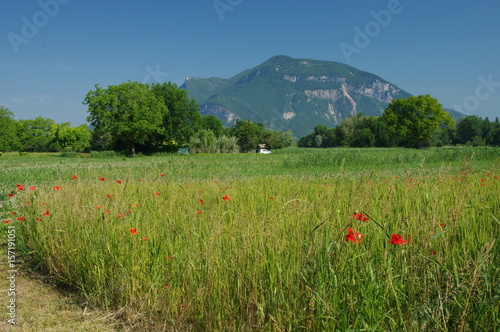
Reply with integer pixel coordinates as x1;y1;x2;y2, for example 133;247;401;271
1;0;499;128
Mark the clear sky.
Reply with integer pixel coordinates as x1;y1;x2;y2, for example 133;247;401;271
1;0;499;127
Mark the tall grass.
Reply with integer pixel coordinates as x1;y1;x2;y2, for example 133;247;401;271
1;148;499;330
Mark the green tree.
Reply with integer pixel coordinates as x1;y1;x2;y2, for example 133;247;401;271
382;95;455;148
54;124;92;152
0;106;20;151
150;82;201;148
84;81;166;155
200;115;224;138
456;116;484;145
231;119;265;152
17;117;56;152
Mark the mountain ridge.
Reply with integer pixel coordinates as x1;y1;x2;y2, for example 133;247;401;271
181;55;461;138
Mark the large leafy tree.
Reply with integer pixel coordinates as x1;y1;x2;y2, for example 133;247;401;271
85;81;166;155
0;106;20;151
382;95;455;148
150;82;201;147
17;117;56;152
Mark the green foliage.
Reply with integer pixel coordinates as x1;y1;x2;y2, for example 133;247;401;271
17;117;57;152
85;81;167;155
0;106;21;151
231;119;266;152
382;95;455;148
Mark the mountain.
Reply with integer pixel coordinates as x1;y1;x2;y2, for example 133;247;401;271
181;55;456;139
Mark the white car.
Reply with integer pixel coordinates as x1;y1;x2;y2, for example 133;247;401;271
258;149;272;154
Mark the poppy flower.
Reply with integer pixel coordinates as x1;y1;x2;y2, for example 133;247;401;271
53;186;62;190
96;205;102;209
3;220;10;224
99;177;105;181
439;223;445;227
71;175;78;179
17;186;24;191
106;194;113;199
35;217;42;221
167;256;174;260
17;217;24;221
160;174;166;177
353;213;369;222
7;194;14;197
141;237;148;241
345;228;364;244
390;233;410;245
105;209;111;214
196;211;202;214
155;192;161;196
10;212;17;215
222;195;230;201
198;199;204;204
42;211;50;216
430;250;437;256
128;228;138;235
116;180;122;184
29;186;36;190
137;179;142;182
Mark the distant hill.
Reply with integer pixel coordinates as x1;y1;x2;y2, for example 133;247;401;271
181;55;463;138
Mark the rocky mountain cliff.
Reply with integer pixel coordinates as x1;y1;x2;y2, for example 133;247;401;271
181;55;423;138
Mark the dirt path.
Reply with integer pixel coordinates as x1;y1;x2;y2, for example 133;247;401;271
0;247;123;331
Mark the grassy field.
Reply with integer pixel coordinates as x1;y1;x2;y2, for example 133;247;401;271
1;147;499;331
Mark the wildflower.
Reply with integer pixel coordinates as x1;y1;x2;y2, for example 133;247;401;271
35;217;42;221
3;220;10;224
7;194;14;197
29;186;36;190
137;179;142;181
269;197;275;199
128;228;138;235
155;192;161;196
222;195;230;201
99;177;105;181
494;176;499;180
105;209;111;214
164;285;170;289
430;250;437;256
71;175;78;179
106;194;113;199
160;174;166;177
198;199;204;204
117;213;125;219
10;212;17;215
116;180;122;184
17;186;24;191
196;211;202;214
53;186;62;190
439;223;445;227
42;211;50;216
141;237;148;241
167;256;174;260
390;233;410;245
96;205;102;209
345;228;364;244
17;217;24;221
353;212;369;222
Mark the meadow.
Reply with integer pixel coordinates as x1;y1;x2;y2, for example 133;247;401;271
1;147;499;331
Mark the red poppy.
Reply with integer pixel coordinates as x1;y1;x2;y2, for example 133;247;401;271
137;179;142;182
141;237;148;241
71;175;78;179
16;184;23;188
17;217;24;221
3;220;10;224
160;174;166;177
430;250;437;256
53;186;62;190
29;186;36;190
345;228;364;244
10;212;17;215
222;195;230;201
35;217;42;222
7;194;14;197
198;199;204;204
167;256;174;260
116;180;122;184
96;205;102;209
155;192;161;196
494;176;499;180
42;211;50;216
353;213;369;222
269;197;275;199
117;213;125;219
17;186;24;191
390;233;410;245
128;228;138;235
196;211;202;214
99;177;105;181
106;194;113;199
439;223;445;227
105;209;111;214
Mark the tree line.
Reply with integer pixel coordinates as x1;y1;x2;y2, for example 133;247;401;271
0;81;294;154
299;95;500;148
